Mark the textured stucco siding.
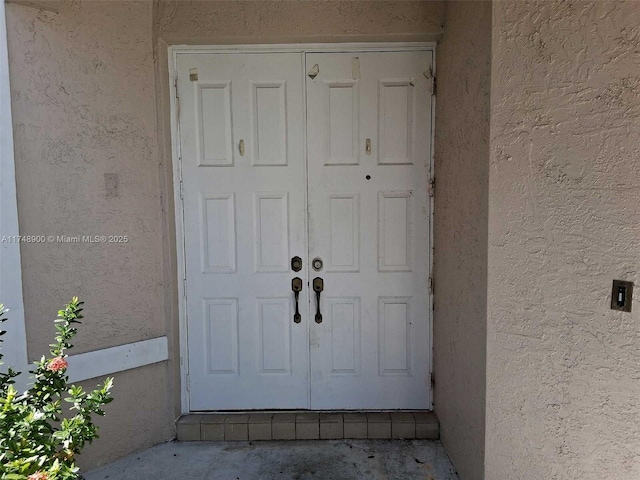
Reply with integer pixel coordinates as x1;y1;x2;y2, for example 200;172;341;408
487;1;640;478
7;0;164;356
5;0;174;470
75;363;171;470
155;0;445;44
433;2;491;479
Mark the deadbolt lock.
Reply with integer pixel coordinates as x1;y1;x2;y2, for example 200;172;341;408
312;257;323;271
291;256;302;272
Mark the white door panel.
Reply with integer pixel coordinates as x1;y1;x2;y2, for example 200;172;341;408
306;52;432;409
178;53;309;410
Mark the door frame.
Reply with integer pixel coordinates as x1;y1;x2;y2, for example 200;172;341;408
168;43;436;414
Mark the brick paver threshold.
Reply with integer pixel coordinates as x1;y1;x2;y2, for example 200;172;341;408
176;411;438;442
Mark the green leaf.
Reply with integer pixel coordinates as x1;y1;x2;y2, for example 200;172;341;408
0;297;114;479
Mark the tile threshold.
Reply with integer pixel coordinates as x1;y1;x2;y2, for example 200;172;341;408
176;411;438;442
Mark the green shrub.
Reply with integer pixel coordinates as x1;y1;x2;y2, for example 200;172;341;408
0;298;113;480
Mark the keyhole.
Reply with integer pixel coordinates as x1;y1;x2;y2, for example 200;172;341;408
366;175;371;180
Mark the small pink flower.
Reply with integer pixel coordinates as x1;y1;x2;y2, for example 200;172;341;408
28;472;49;480
46;356;68;372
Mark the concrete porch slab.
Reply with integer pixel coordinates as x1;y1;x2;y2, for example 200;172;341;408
84;439;459;480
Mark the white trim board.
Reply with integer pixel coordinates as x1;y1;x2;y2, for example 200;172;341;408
170;42;436;55
169;43;436;414
168;46;190;414
0;0;29;391
66;336;169;384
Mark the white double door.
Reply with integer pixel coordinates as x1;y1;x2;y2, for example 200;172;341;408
177;49;432;411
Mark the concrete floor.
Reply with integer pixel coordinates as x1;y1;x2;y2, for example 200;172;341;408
84;439;459;480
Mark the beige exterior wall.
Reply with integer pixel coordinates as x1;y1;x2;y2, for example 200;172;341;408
7;0;164;359
6;0;176;470
154;0;445;44
487;1;640;478
5;0;446;470
433;2;491;479
76;362;171;469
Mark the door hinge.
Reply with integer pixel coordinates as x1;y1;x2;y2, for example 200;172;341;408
428;178;435;198
178;162;184;199
432;76;437;96
183;278;187;295
429;276;434;295
185;374;190;391
174;77;181;120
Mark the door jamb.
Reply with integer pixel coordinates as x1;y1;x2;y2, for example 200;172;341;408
168;42;437;414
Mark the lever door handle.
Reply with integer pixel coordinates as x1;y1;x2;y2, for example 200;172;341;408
292;277;302;323
313;277;324;323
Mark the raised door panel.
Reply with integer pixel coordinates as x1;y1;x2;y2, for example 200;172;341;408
378;297;411;375
328;194;359;272
252;82;287;166
204;298;239;374
327;297;361;375
197;83;233;166
378;191;412;272
201;194;236;273
257;298;292;374
378;81;413;165
254;193;289;273
324;81;359;165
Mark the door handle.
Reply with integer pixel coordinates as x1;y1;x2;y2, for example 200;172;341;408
292;277;302;323
313;277;324;324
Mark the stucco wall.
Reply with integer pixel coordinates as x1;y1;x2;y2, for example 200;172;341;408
76;363;170;469
487;1;640;478
7;0;164;356
155;0;445;44
5;0;174;469
433;2;491;479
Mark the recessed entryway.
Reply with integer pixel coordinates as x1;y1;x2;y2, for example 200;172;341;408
171;44;434;412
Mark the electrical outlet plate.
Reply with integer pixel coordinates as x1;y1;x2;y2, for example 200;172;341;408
611;280;633;312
